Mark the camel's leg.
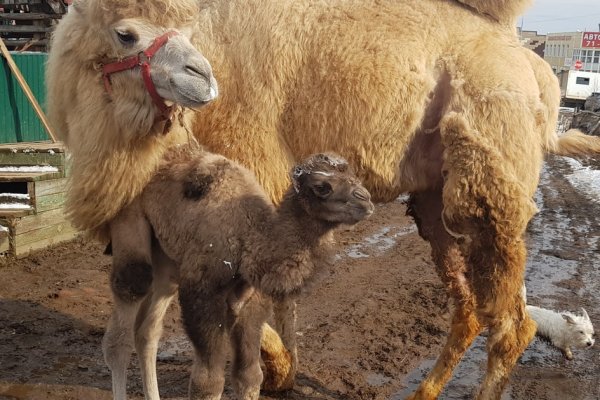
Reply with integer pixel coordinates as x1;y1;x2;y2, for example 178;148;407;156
103;202;154;400
406;189;481;400
439;112;538;400
188;345;228;400
134;247;178;400
103;299;141;400
272;298;298;381
179;282;228;400
230;297;269;400
470;235;535;400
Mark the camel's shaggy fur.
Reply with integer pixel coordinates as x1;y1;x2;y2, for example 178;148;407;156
47;0;600;398
104;146;373;399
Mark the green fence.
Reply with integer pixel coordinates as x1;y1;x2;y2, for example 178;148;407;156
0;51;49;144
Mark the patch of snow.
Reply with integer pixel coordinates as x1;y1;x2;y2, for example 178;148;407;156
0;225;8;233
563;157;600;204
0;193;29;200
48;150;55;155
0;203;31;210
0;165;58;173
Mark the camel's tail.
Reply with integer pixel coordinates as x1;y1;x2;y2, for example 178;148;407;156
456;0;532;25
549;129;600;158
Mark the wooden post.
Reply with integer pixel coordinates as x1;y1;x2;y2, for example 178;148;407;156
0;38;58;143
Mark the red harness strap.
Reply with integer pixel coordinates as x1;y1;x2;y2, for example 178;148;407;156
102;31;179;119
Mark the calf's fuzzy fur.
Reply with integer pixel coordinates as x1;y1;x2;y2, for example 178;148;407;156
103;145;373;400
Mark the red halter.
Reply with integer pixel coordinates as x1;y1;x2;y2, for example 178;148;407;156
102;31;179;120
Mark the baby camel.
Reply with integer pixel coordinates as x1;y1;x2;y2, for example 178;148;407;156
104;145;373;400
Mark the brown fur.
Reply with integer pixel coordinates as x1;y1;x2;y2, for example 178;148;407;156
104;146;373;399
47;1;600;398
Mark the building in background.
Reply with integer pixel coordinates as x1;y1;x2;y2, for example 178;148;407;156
543;32;582;73
517;28;546;57
543;31;600;73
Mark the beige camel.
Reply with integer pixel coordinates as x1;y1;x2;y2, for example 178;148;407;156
47;0;600;399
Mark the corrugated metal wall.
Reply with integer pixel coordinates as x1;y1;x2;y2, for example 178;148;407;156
0;51;49;144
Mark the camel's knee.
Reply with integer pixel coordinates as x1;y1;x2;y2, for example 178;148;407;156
486;311;536;354
189;353;227;400
111;261;153;302
232;362;262;400
102;303;138;370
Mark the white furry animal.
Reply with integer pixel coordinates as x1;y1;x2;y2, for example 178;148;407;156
526;305;595;360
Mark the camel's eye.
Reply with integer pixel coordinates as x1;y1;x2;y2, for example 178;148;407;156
115;29;138;46
312;182;332;198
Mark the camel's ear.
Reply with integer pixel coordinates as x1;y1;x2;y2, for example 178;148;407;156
581;308;590;321
562;314;576;325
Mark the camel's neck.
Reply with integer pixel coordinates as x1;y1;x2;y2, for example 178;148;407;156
66;118;190;241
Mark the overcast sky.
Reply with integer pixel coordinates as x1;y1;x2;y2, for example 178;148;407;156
520;0;600;34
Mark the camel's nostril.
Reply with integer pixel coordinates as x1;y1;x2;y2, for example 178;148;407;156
353;188;370;202
185;64;210;80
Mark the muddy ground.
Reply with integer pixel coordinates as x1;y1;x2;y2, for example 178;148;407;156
0;155;599;400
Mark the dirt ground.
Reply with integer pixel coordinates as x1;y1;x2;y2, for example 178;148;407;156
0;197;450;400
0;156;598;400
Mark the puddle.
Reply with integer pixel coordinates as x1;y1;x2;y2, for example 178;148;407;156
156;334;192;362
341;225;417;259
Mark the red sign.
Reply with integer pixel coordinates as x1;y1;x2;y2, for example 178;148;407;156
582;32;600;48
575;60;583;70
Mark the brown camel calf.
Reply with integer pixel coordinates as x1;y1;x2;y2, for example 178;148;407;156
103;145;374;400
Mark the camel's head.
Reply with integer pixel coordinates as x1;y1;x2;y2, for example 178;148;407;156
291;153;374;225
48;0;217;144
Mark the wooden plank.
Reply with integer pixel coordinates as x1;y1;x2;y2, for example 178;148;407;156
0;37;58;142
0;171;63;182
34;178;67;197
34;191;65;212
0;141;64;153
0;237;8;253
0;208;32;218
0;226;9;253
14;220;77;247
0;13;62;20
0;152;65;167
13;206;68;234
15;228;78;258
0;25;52;33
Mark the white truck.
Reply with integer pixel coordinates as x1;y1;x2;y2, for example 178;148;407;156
559;70;600;108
